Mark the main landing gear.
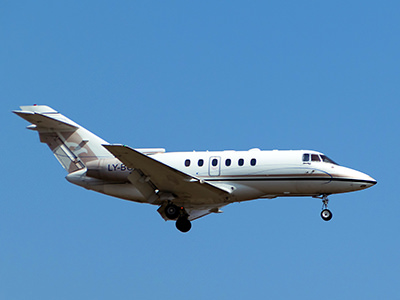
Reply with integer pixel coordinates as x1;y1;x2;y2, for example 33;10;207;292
164;203;192;233
319;195;333;221
165;203;180;219
175;216;192;233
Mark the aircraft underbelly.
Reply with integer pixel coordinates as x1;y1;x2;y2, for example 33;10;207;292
208;166;334;199
214;176;333;200
102;184;149;203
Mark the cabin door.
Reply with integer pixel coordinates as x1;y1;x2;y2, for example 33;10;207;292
208;156;221;176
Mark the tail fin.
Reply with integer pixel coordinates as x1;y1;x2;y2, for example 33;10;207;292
13;105;113;173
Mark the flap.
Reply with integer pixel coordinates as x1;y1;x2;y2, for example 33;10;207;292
185;206;225;221
103;144;230;205
157;203;225;221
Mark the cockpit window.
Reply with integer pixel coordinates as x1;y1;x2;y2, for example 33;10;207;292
311;154;321;162
303;153;339;165
320;155;338;165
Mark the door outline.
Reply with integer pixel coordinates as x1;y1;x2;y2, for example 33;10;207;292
208;156;221;176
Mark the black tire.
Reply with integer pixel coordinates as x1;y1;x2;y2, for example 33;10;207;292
321;209;333;221
165;204;180;219
176;217;192;233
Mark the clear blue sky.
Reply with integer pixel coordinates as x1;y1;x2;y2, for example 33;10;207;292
1;1;399;299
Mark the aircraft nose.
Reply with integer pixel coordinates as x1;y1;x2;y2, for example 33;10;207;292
363;175;377;188
369;176;377;185
351;169;377;189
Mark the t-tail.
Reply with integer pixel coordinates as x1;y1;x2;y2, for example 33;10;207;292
13;105;113;173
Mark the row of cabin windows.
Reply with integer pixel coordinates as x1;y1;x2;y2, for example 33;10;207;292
184;158;257;167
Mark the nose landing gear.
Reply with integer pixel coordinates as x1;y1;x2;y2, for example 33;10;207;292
320;195;333;221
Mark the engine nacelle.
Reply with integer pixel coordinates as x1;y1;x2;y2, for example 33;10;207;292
85;158;133;182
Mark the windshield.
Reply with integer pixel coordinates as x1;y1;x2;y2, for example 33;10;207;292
303;153;339;165
320;155;339;165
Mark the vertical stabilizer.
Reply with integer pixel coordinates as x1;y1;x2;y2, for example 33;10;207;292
13;105;113;173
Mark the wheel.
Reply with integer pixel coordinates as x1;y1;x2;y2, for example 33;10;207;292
165;204;180;219
321;209;333;221
176;217;192;233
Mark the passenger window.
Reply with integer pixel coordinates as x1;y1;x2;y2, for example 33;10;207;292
198;159;204;167
225;159;231;166
185;159;190;167
311;154;320;162
251;158;256;166
212;159;218;166
238;158;244;166
302;154;310;162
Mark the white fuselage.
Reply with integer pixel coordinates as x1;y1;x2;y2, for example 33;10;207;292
67;149;376;206
14;105;377;230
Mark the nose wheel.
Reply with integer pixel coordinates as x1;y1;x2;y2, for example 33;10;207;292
321;208;333;221
320;195;333;221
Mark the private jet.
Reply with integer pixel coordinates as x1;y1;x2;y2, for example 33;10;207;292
14;105;377;232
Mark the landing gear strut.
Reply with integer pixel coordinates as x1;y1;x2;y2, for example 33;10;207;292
320;195;333;221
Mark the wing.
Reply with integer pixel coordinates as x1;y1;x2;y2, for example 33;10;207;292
103;145;231;220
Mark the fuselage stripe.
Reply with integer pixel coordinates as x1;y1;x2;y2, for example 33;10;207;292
203;177;375;184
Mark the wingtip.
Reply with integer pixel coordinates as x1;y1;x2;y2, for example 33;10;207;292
12;110;34;116
102;144;126;148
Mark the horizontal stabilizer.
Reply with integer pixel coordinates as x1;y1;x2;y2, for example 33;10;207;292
13;111;78;132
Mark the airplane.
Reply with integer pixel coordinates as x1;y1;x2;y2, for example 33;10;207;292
14;105;377;233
